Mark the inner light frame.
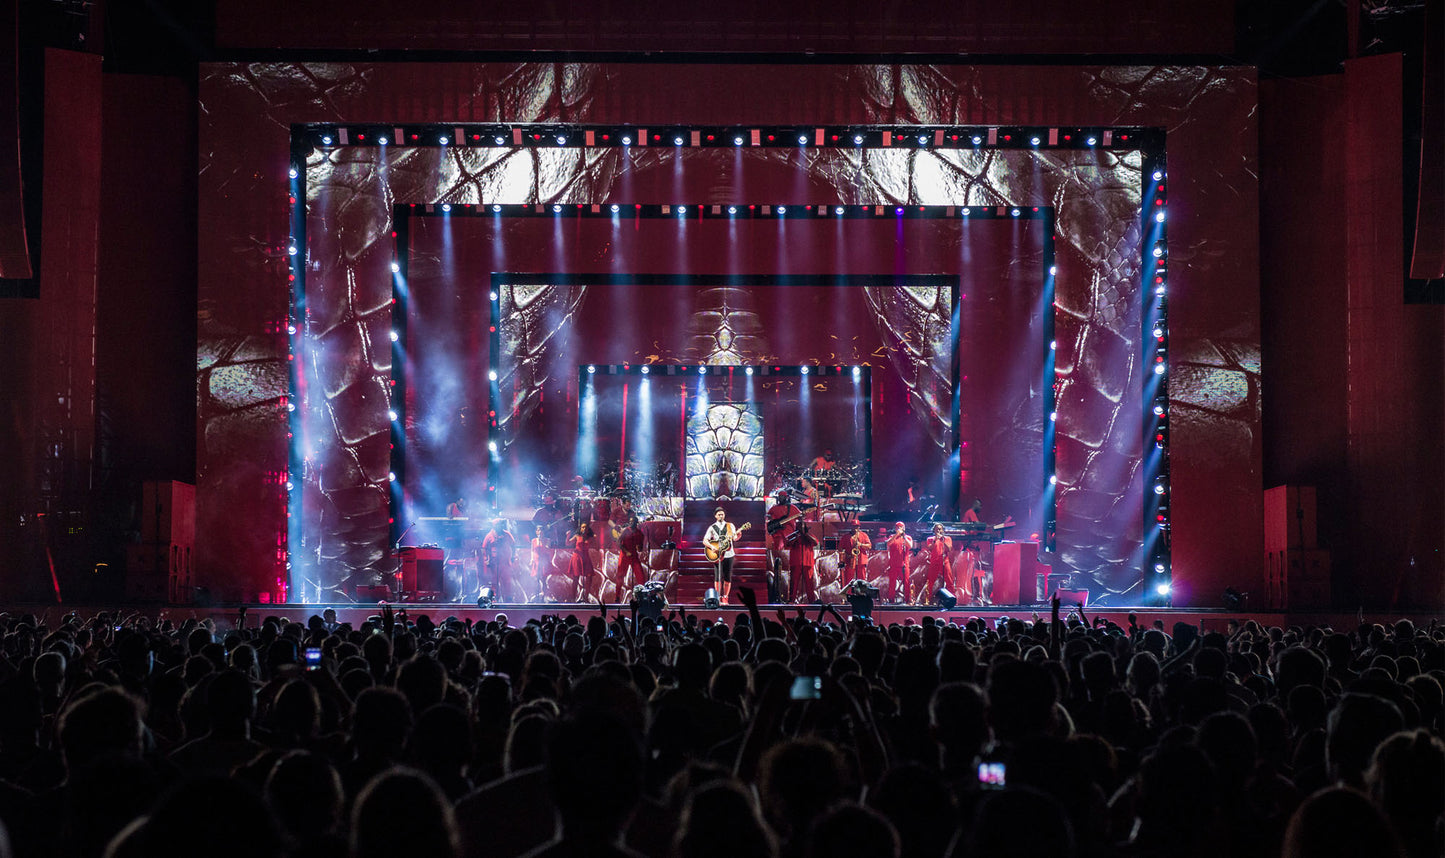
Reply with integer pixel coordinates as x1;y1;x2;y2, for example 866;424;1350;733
286;123;1166;601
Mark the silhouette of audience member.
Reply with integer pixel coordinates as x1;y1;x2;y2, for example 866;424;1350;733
674;780;777;858
264;749;345;852
168;669;265;777
959;787;1074;858
1280;786;1404;858
350;768;458;858
526;711;646;858
1325;693;1403;789
1365;729;1445;858
758;738;847;852
803;803;900;858
105;776;285;858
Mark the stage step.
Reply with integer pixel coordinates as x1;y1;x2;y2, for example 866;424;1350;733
675;544;771;602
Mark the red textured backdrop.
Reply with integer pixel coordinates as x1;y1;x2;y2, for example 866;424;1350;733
198;62;1260;606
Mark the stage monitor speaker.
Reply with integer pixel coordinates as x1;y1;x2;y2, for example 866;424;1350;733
399;547;444;594
355;584;391;602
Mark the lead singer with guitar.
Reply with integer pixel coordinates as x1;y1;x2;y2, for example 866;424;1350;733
703;508;743;605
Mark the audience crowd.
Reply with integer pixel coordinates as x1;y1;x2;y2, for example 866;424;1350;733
0;591;1440;858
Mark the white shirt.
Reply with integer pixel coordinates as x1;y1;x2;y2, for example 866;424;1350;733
706;521;737;559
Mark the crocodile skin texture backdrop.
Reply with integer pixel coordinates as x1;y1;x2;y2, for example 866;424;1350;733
198;62;1259;605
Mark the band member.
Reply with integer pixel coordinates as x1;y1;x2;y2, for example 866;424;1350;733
703;507;738;605
786;522;819;603
884;522;914;604
766;490;801;574
962;498;983;524
532;496;567;547
799;477;822;522
615;515;647;592
843;523;872;581
529;525;547;602
809;448;836;473
447;496;467;518
481;518;516;601
568;520;599;603
919;523;954;604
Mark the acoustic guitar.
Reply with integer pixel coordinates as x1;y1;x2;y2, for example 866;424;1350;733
704;522;751;562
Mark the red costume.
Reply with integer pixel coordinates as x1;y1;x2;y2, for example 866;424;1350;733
568;532;597;600
786;527;819;603
885;531;914;603
843;531;872;580
924;534;954;601
767;503;801;554
481;529;517;599
616;525;647;591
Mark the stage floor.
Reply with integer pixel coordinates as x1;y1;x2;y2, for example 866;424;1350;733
20;601;1396;634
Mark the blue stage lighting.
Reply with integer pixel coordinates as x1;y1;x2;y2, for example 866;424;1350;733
388;410;398;421
288;167;297;179
1152;170;1164;181
698;365;707;375
494;136;505;145
1156;210;1166;223
441;203;451;212
492;204;501;212
1155;582;1172;596
734;136;744;145
389;330;399;342
587;365;596;374
798;135;808;145
390;261;399;272
744;367;754;376
800;366;810;375
621;136;632;145
852;366;861;377
488;440;498;452
1011;208;1021;217
1049;475;1057;485
321;136;332;145
388;471;396;482
853;135;863;144
674;136;684;145
488;369;498;381
378;136;388;145
918;135;927;144
610;204;620;213
728;206;737;214
556;135;566;144
1086;136;1097;146
1154;363;1166;375
834;206;844;214
776;206;786;214
553;204;563;213
971;136;983;144
640;365;649;375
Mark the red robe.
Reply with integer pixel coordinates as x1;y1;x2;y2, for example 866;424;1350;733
843;532;872;580
616;526;646;590
767;503;801;553
885;533;913;602
925;535;954;595
786;528;819;602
